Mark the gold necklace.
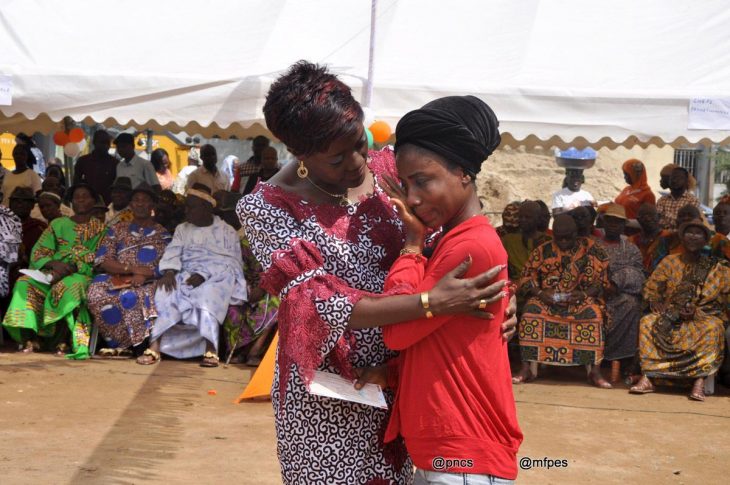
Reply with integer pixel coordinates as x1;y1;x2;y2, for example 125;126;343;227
305;176;351;207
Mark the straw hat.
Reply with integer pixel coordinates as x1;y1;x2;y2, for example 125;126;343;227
678;218;711;240
599;203;627;220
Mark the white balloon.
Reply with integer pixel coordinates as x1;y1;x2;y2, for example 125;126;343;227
64;142;81;158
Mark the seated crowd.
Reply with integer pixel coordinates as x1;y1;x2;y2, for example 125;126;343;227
502;161;730;401
1;145;729;402
0;138;281;368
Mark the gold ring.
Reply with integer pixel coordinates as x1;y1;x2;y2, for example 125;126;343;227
478;299;487;310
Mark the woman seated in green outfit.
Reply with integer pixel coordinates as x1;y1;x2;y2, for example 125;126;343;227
2;183;107;359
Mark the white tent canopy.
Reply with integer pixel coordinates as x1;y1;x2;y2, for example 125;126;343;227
2;0;730;146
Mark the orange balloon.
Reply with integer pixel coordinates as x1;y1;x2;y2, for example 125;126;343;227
68;127;85;143
53;131;69;146
369;120;392;144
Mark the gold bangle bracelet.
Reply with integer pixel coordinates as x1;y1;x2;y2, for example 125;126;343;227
399;247;421;256
420;292;433;319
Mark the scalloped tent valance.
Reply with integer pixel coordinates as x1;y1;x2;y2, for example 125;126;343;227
2;0;730;148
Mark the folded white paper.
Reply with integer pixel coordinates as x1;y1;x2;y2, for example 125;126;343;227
19;269;53;285
308;370;388;409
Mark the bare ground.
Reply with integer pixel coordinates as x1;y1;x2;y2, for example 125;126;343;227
0;349;728;485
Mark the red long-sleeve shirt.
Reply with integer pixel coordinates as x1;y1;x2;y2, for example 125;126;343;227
382;215;523;479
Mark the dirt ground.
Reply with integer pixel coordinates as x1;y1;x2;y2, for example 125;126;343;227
1;348;729;485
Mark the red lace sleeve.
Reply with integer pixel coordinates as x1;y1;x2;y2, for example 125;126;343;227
260;238;366;406
238;188;401;411
238;152;409;411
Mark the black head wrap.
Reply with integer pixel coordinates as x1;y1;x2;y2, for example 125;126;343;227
394;95;501;177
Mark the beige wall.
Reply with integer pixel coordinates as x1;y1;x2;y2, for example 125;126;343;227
479;144;675;224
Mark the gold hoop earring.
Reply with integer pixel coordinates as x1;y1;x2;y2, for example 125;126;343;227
297;160;309;179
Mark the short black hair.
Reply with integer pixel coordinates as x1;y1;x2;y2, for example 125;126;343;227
67;183;98;203
677;204;700;218
263;61;363;157
151;148;169;172
672;166;689;178
114;133;135;145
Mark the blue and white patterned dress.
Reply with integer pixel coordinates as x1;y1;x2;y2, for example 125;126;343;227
87;221;171;349
237;149;413;485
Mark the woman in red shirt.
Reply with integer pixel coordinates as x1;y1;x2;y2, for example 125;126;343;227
360;96;523;484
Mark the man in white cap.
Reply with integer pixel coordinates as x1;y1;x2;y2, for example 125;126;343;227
139;183;247;367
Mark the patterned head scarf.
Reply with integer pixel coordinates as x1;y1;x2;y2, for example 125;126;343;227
502;201;522;230
395;95;501;177
622;159;649;189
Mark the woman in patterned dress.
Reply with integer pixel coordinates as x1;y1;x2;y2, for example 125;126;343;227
0;204;22;304
237;61;516;485
2;184;106;359
219;192;279;364
512;214;612;387
630;219;729;401
87;183;171;355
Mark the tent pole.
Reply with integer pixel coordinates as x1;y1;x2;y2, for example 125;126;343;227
63;116;75;181
363;0;378;109
145;129;154;156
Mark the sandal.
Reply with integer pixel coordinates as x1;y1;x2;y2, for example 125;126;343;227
20;340;39;354
624;374;642;386
98;348;117;358
200;351;220;368
136;348;161;365
688;379;706;402
99;348;134;359
629;375;655;394
588;373;613;389
511;369;535;384
54;343;69;357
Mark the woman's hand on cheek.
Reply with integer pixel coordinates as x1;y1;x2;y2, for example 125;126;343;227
391;197;425;245
381;175;425;245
